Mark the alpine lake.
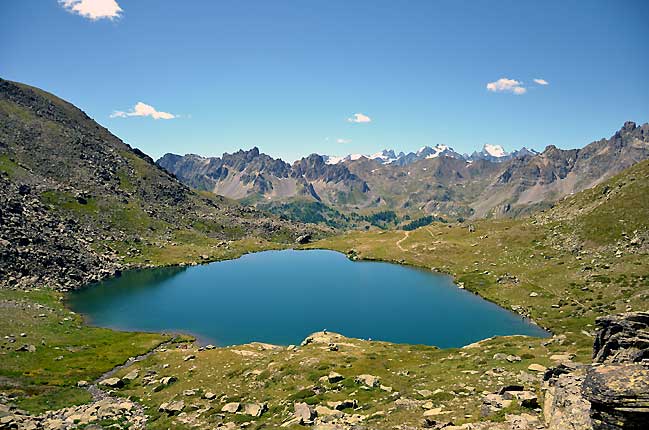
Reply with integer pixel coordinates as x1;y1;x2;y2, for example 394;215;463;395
68;249;548;348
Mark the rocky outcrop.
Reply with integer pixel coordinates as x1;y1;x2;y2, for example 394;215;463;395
592;312;649;364
542;312;649;430
583;364;649;429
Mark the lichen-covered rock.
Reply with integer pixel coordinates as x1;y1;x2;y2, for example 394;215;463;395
542;368;592;430
542;312;649;430
582;364;649;429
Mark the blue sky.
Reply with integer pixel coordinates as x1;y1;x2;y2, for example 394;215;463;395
1;0;648;162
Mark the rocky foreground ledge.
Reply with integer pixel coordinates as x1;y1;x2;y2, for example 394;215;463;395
0;313;647;430
543;312;649;430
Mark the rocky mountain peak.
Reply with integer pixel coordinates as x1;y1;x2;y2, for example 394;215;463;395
623;120;637;132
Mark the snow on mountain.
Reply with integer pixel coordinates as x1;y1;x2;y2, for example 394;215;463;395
483;144;508;158
324;149;398;165
468;144;539;162
324;144;538;166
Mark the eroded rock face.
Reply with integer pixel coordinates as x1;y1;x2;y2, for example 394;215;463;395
542;312;649;430
593;312;649;364
543;367;592;430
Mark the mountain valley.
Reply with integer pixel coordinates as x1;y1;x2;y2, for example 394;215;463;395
0;81;647;430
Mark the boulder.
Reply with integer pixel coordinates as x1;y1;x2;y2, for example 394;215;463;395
123;369;139;381
542;311;649;430
502;390;539;408
422;407;444;417
480;393;512;417
296;234;312;244
204;391;217;400
528;363;547;372
160;376;177;385
159;400;185;415
493;352;521;362
98;377;124;388
243;402;267;417
294;402;316;422
314;405;343;418
355;374;380;387
550;354;574;362
327;399;357;410
221;402;240;413
15;344;36;353
542;369;592;430
327;372;344;383
498;385;524;395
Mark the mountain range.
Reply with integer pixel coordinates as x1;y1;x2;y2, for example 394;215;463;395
158;122;649;222
322;143;538;166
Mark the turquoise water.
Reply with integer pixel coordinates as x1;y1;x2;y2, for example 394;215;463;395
68;250;548;347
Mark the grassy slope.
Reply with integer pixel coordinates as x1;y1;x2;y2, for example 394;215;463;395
308;160;649;359
108;333;555;429
0;289;168;413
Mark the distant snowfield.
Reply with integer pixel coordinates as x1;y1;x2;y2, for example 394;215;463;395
323;143;537;166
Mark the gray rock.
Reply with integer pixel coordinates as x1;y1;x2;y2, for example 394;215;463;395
98;377;124;388
593;312;649;364
355;374;380;387
296;234;312;244
583;363;649;429
327;399;357;410
15;344;36;353
221;402;240;413
327;371;344;383
243;402;267;417
480;393;512;417
502;390;539;408
159;400;185;415
160;376;177;385
294;402;316;422
123;369;139;381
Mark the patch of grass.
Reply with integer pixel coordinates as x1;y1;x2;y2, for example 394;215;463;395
0;289;169;413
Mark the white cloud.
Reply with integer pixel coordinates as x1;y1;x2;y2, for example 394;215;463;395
60;0;123;21
336;138;352;144
347;113;372;123
534;78;549;85
111;102;177;120
486;78;527;95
